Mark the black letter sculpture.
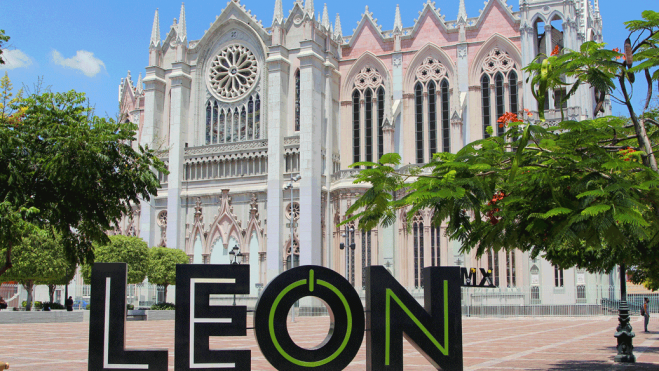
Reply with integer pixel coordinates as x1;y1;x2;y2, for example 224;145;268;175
175;264;251;370
88;263;168;371
365;266;463;370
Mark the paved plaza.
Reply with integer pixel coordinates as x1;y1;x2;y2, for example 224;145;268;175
0;316;657;370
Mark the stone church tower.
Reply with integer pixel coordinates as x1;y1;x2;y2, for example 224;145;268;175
116;0;613;305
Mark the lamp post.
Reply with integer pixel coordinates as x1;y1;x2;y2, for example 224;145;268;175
229;245;242;306
340;227;355;286
283;174;301;321
614;263;635;362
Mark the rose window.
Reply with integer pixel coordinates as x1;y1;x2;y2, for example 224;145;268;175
286;202;300;220
481;49;515;76
157;210;167;227
209;44;258;100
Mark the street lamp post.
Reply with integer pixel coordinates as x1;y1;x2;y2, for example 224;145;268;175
340;227;355;286
614;263;635;362
229;245;243;306
283;174;301;322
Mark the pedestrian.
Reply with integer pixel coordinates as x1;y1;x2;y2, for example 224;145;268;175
0;296;7;310
643;297;650;332
65;296;73;312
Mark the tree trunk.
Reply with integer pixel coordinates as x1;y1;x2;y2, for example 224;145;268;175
163;284;168;303
23;280;34;311
48;284;56;303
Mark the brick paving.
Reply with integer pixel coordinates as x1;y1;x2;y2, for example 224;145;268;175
0;316;657;370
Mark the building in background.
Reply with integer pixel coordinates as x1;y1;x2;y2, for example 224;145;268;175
110;0;616;307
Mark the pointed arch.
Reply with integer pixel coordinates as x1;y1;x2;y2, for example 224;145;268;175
341;51;391;100
205;190;244;255
469;33;522;85
404;43;456;91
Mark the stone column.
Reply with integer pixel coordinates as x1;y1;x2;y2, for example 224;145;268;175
298;39;324;267
166;62;191;251
266;45;290;281
140;66;166;247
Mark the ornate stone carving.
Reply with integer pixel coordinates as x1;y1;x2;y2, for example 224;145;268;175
457;45;467;58
353;66;384;91
481;49;515;76
286;202;300;220
392;54;402;67
209;44;259;101
415;57;447;83
184;140;268;156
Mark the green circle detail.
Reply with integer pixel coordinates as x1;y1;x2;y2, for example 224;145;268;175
268;279;353;367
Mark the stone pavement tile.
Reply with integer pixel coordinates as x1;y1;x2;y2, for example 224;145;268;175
1;316;658;370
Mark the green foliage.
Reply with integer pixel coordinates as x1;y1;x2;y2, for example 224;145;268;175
0;88;167;277
2;227;75;310
41;301;65;310
126;304;134;310
0;30;8;65
147;246;189;302
86;304;90;310
81;235;149;284
150;302;175;310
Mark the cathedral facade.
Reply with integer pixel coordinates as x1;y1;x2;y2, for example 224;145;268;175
116;0;616;303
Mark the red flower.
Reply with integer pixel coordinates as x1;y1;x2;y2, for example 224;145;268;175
550;45;561;56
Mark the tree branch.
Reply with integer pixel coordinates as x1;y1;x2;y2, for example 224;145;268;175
0;240;13;277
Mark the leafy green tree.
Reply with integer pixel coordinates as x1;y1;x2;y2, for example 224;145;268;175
345;11;659;289
1;227;75;310
81;235;150;285
148;247;189;303
0;72;22;119
0;30;9;65
0;89;167;278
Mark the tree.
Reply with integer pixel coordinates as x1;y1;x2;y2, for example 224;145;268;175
0;72;22;119
344;11;659;286
81;235;150;285
0;30;9;65
148;247;189;303
0;89;167;278
1;227;75;310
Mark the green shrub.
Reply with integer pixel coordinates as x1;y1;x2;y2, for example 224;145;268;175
34;301;42;309
126;304;134;310
86;304;90;310
150;302;175;310
41;302;65;310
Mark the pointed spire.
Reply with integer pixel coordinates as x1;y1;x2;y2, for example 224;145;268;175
272;0;283;25
136;73;144;94
304;0;314;17
178;3;187;42
457;0;467;24
393;4;403;34
322;4;330;30
593;0;600;14
150;8;160;48
334;13;343;41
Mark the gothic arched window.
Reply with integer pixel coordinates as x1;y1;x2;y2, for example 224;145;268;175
412;212;424;288
481;74;491;139
352;66;385;167
431;225;441;267
413;57;450;163
295;69;300;132
480;49;519;139
205;102;212;144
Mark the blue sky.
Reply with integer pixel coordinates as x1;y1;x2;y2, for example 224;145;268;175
0;0;653;118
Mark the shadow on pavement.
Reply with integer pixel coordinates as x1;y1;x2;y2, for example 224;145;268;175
547;360;658;370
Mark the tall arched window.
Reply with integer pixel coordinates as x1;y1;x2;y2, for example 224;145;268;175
352;90;360;164
480;49;519;140
351;66;385;166
295;69;300;132
414;83;424;163
431;225;441;266
441;79;450;153
212;102;219;144
495;72;505;137
412;212;424;288
481;74;491;139
365;89;373;164
205;102;212;144
205;93;262;144
413;57;450;163
377;87;385;159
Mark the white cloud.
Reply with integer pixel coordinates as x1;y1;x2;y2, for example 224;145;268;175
51;50;106;77
0;49;33;70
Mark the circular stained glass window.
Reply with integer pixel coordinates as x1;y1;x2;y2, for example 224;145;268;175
208;44;258;101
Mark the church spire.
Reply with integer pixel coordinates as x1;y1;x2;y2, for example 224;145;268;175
334;13;342;41
322;4;330;30
136;72;144;94
177;3;187;42
272;0;283;25
304;0;314;18
457;0;467;24
150;8;160;48
393;4;403;34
